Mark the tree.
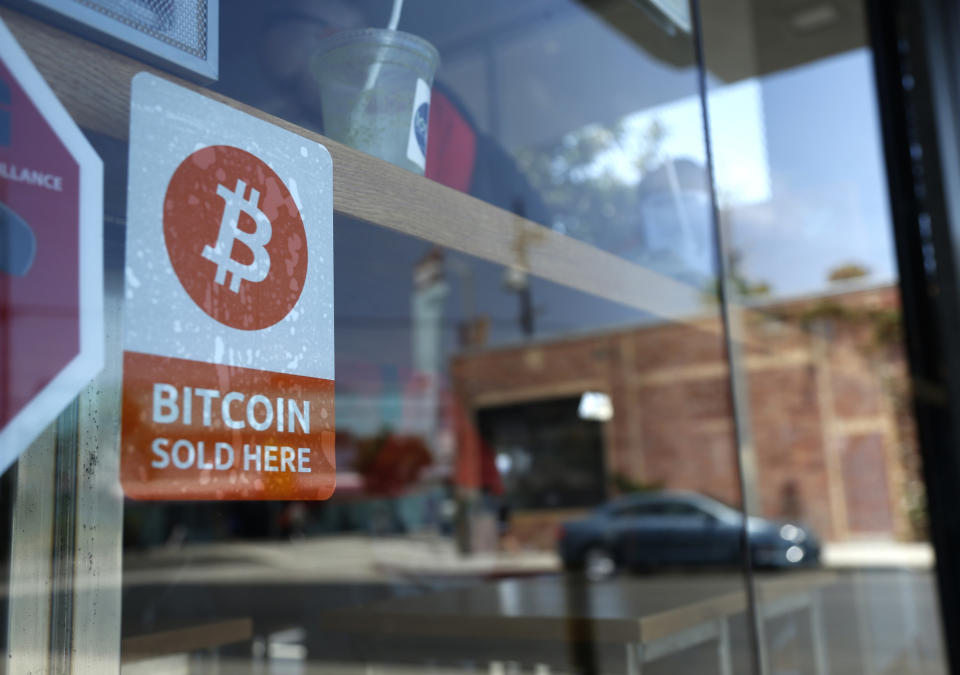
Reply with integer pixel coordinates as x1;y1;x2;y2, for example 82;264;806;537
514;117;667;250
701;249;772;305
827;262;871;283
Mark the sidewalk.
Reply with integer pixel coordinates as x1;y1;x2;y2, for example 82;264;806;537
117;536;935;588
371;536;559;580
821;540;934;569
121;535;561;586
375;539;938;578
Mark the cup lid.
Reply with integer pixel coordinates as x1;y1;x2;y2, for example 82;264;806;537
312;27;440;68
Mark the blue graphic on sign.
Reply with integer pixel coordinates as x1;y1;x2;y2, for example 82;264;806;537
0;201;36;277
414;102;429;156
0;78;11;147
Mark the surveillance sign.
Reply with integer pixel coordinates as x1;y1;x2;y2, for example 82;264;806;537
0;18;103;475
122;73;334;500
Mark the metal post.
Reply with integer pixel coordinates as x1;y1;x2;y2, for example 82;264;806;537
5;423;57;675
809;591;830;675
71;271;125;674
717;617;733;675
626;642;644;675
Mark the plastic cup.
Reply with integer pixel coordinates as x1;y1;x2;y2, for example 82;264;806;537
311;28;440;175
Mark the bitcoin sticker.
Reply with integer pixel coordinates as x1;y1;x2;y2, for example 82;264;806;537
163;145;307;331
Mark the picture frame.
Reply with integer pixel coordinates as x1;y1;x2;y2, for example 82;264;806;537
8;0;218;81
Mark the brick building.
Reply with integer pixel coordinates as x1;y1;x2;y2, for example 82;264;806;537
452;285;920;548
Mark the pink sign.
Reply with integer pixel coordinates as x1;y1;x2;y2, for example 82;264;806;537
0;18;102;470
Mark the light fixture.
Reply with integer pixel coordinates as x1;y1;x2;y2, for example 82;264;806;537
579;391;613;422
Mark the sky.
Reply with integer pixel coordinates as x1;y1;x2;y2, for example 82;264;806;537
734;49;897;296
576;47;896;299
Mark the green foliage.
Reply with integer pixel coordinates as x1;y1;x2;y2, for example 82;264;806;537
701;249;772;305
828;262;871;282
610;471;662;496
773;300;903;351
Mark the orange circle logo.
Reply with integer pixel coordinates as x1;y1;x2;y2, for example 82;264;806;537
163;146;307;331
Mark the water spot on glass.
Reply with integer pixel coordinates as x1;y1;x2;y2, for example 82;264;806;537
125;267;141;289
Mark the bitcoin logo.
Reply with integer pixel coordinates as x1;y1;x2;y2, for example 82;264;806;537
163;146;307;331
202;180;273;292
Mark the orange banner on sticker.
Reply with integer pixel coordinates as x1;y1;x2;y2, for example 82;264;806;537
121;351;335;500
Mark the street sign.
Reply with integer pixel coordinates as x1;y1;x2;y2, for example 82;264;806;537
121;74;335;500
0;17;103;474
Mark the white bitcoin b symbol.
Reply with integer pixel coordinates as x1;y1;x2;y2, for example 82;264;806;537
201;179;272;292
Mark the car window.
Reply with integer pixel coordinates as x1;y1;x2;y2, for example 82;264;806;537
610;502;662;518
657;501;708;517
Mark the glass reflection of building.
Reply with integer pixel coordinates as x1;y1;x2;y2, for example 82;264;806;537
1;0;956;673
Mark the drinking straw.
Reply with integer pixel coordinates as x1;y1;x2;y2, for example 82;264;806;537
362;0;405;91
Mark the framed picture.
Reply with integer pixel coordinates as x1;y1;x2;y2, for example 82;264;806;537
9;0;218;81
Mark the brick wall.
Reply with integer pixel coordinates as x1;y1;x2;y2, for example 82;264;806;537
452;285;916;545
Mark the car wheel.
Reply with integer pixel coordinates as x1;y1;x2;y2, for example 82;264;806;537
583;545;616;581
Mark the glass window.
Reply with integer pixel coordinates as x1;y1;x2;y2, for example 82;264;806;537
659;501;703;517
0;0;949;673
611;501;661;518
701;1;948;672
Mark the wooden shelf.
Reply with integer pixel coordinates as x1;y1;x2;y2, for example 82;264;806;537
2;7;707;326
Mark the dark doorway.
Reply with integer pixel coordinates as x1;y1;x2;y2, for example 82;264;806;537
478;397;607;510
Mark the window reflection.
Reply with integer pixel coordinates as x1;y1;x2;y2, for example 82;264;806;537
702;7;946;671
0;0;947;672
